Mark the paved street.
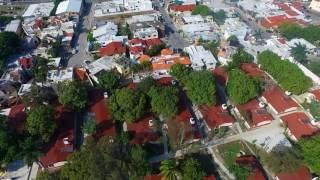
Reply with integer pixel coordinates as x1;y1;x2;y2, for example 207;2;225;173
67;1;94;67
154;0;189;49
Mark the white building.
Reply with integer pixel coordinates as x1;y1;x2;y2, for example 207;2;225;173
184;45;217;70
56;0;82;20
133;27;158;40
5;20;22;35
22;2;54;19
47;68;73;82
310;0;320;12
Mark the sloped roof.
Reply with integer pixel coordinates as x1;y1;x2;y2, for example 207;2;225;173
240;63;265;78
277;166;312;180
281;112;318;140
213;67;228;86
170;4;196;12
152;56;191;71
200;103;234;129
262;86;299;114
56;0;82;15
8;104;26;134
99;42;126;57
127;115;159;144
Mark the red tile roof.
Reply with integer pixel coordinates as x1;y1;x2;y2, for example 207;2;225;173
19;56;33;69
89;89;116;138
74;68;87;80
99;42;126;57
236;99;273;128
281;112;318;140
127;115;159;144
213;67;228;86
157;77;173;86
310;89;320;101
292;2;303;11
145;38;162;47
204;175;216;180
285;10;299;17
130;46;144;55
152;56;191;71
170;4;196;12
200;102;234;129
129;38;145;46
278;38;287;44
8;104;26;134
240;63;265;78
276;3;291;11
277;166;312;180
262;86;299;114
261;15;295;28
40;106;75;168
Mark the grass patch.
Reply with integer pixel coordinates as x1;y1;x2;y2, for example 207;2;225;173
217;141;253;180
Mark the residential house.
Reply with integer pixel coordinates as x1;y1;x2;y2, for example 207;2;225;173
56;0;83;22
151;49;191;78
47;67;74;83
5;20;22;36
133;27;158;40
39;106;75;170
99;42;126;57
261;86;299;115
280;112;318;141
125;115;160;144
235;99;273;129
22;2;54;20
93;22;118;46
276;166;312;180
184;45;217;70
169;4;196;14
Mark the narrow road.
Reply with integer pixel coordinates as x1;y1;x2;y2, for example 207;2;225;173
67;1;94;67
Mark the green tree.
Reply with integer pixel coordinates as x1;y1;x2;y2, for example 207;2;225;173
48;39;61;58
98;71;120;92
258;50;312;94
128;145;151;179
213;9;226;25
137;76;157;93
87;32;95;42
290;43;308;64
118;23;133;39
192;5;212;16
227;48;254;70
144;43;166;56
279;23;320;44
169;63;190;82
181;158;206;180
0;31;20;68
227;69;259;104
185;71;216;105
278;22;302;40
298;135;320;175
32;56;52;82
0;16;13;25
82;118;97;135
26;105;56;143
57;80;88;111
22;85;56;106
108;88;146;123
0;115;20;164
227;35;240;47
19;137;43;166
36;170;58;180
148;86;179;118
130;61;151;73
160;160;180;180
203;40;220;56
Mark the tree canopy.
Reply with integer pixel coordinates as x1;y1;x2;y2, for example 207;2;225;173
160;159;180;180
290;43;308;64
32;56;52;82
227;69;259;104
180;158;206;180
22;85;56;106
137;76;158;93
257;50;312;94
192;5;212;16
298;135;320;175
227;48;254;70
108;88;146;123
184;70;216;105
148;86;179;118
0;31;20;68
57;80;88;111
98;71;120;92
61;136;150;180
144;43;166;56
212;10;226;25
26;105;56;143
227;35;240;47
279;23;320;45
169;63;190;82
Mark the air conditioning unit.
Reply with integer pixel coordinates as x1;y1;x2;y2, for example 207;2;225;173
222;104;228;110
259;102;266;108
285;91;292;96
63;137;70;145
189;117;195;125
149;119;154;127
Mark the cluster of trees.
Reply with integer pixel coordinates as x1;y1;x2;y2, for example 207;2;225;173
192;5;226;24
227;48;254;70
144;43;166;56
227;69;260;104
0;31;20;69
117;23;133;39
297;135;320;175
278;23;320;45
200;40;220;56
257;50;312;94
170;64;217;105
160;158;207;180
129;61;152;73
227;35;241;47
32;56;53;82
50;0;62;16
48;39;61;58
97;71;120;93
0;16;13;25
37;136;151;180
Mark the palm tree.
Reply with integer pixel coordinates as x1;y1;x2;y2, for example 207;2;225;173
290;43;308;64
160;160;180;180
